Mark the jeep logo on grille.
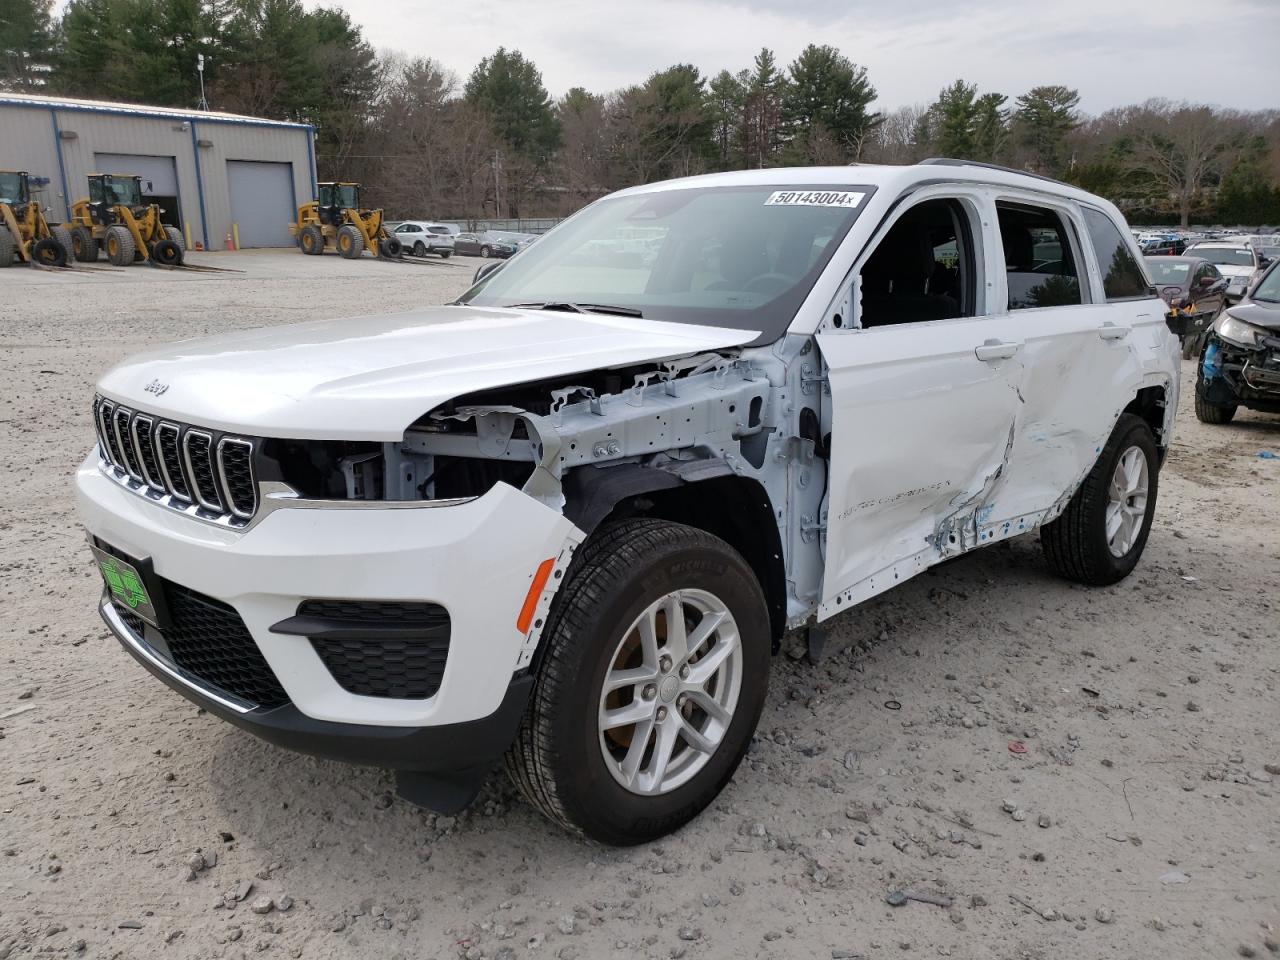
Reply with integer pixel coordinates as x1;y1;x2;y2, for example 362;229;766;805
144;379;169;397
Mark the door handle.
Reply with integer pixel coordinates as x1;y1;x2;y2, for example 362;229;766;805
1099;323;1130;341
974;338;1021;361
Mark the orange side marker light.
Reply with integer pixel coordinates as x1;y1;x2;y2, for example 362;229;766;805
517;558;556;634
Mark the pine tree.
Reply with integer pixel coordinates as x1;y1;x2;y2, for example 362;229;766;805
0;0;55;90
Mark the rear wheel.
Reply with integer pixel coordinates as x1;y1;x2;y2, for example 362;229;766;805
31;237;66;267
506;519;770;844
337;224;364;259
1041;413;1159;586
50;225;74;263
70;226;99;262
299;225;323;255
0;228;15;267
480;245;491;258
163;226;185;253
105;226;136;266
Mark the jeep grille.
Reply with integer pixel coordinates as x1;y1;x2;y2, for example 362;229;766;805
93;396;258;524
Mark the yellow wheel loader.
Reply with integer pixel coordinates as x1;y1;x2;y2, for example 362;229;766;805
289;182;403;259
0;170;73;268
68;174;184;266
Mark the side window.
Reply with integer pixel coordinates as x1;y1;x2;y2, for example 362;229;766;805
1082;207;1151;301
996;202;1083;310
394;224;413;234
858;198;973;328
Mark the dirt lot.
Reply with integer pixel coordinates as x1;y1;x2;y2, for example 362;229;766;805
2;250;1278;960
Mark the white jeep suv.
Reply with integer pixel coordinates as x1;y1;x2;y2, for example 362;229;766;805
78;161;1178;844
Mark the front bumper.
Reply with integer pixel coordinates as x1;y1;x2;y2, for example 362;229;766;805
76;454;580;730
1198;335;1280;411
102;594;533;772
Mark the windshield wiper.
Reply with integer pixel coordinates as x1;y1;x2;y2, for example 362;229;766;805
509;301;644;318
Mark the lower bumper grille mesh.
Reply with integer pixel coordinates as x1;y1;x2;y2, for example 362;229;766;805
298;600;451;700
114;582;289;710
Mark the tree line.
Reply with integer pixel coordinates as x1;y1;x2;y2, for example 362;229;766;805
3;0;1278;226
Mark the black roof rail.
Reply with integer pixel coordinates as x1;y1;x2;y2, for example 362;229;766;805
919;157;1069;188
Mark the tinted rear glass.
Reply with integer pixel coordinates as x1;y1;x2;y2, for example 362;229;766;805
1083;208;1152;301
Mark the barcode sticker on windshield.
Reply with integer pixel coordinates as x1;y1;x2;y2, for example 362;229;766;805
765;190;865;208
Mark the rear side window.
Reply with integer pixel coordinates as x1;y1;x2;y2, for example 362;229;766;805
1083;208;1151;301
997;203;1083;310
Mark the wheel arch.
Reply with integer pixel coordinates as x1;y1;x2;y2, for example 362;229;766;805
1123;380;1172;463
563;462;787;648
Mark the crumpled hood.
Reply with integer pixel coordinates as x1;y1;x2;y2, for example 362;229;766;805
1224;300;1280;332
97;305;759;440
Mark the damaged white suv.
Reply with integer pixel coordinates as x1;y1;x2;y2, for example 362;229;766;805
78;161;1178;844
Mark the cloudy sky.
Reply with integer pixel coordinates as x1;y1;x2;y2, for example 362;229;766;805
321;0;1279;114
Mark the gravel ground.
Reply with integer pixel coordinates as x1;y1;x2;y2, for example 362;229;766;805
2;249;1278;960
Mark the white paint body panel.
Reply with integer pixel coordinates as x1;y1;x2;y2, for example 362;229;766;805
96;306;758;440
77;458;582;726
77;161;1181;735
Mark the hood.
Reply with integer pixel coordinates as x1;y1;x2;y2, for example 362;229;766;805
1225;300;1280;331
97;305;759;440
1215;264;1256;279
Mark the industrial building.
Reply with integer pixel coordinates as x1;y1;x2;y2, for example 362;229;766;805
0;92;315;249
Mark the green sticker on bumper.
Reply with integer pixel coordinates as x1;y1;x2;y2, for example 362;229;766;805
91;545;159;627
100;555;150;609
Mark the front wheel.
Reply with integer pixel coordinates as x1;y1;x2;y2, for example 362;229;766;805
413;241;426;257
1194;389;1236;424
506;519;770;844
480;245;491;258
1040;413;1158;586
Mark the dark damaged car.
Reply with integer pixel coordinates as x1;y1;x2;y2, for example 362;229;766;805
1196;259;1280;423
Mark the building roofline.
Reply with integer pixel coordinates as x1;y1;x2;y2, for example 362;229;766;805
0;92;312;130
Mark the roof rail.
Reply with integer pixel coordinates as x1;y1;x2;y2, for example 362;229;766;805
920;157;1068;187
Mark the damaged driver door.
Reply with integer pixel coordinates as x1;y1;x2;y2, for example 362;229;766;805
816;192;1026;619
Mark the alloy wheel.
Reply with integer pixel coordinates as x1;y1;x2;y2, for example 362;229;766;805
597;589;743;796
1105;445;1149;557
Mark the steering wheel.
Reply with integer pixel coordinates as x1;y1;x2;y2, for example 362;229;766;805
742;272;793;294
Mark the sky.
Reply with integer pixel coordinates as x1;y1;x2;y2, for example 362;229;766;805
317;0;1280;114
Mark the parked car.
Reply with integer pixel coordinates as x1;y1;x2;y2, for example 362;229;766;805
1184;241;1265;302
1141;237;1187;256
391;221;454;258
1194;258;1280;423
1145;255;1228;358
78;161;1179;843
453;230;518;258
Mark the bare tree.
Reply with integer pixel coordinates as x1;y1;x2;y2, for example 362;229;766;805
1126;99;1244;226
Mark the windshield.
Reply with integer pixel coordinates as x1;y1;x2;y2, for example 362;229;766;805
0;172;26;204
1146;260;1190;283
1251;265;1280;303
1187;246;1254;267
460;183;875;341
107;178;142;205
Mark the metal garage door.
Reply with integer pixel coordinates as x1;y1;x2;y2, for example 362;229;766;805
94;152;181;227
226;160;296;248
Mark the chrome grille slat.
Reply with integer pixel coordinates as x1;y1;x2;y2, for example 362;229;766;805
216;438;257;519
98;399;124;467
94;396;257;525
92;397;112;462
182;429;223;512
130;414;164;491
156;421;192;502
112;407;143;480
